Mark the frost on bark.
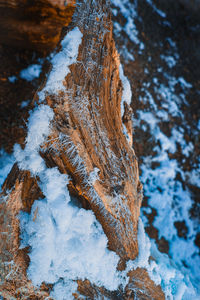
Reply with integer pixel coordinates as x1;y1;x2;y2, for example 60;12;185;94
0;0;164;299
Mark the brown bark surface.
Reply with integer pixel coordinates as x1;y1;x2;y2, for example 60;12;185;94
0;0;164;299
0;0;75;53
0;0;75;153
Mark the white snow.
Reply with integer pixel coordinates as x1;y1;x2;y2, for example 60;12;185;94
166;38;177;49
8;75;17;83
16;112;121;297
185;169;200;188
20;100;30;108
38;27;83;102
20;167;120;292
126;218;197;299
178;77;192;89
133;58;199;296
160;54;177;68
136;106;200;291
51;280;78;300
14;104;54;175
119;64;134;144
20;64;42;81
111;0;144;48
138;128;200;294
119;64;132;117
0;149;15;189
145;0;166;18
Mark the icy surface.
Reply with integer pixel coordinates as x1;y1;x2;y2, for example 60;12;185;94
119;64;132;116
20;64;42;81
0;149;15;190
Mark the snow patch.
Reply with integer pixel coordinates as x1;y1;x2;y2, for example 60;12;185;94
119;64;132;117
160;54;176;68
145;0;166;18
178;77;192;89
20;100;30;108
111;0;144;48
135;71;199;293
0;149;15;190
20;167;121;295
14;104;54;175
20;64;42;81
127;219;197;299
38;27;83;102
8;75;17;83
185;169;200;188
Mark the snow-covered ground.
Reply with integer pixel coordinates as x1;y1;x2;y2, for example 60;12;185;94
112;0;200;297
20;63;42;82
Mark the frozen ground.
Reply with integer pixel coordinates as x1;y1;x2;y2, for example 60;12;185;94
111;0;200;296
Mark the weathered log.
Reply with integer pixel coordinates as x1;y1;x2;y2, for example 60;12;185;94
0;0;164;299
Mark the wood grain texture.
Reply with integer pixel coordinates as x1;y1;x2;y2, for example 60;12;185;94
0;0;75;53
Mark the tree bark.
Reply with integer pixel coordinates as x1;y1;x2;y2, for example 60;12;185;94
0;1;164;299
0;0;75;53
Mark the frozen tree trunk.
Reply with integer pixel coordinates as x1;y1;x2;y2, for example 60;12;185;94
0;0;164;299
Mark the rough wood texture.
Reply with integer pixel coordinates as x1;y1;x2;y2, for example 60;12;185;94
0;0;75;53
0;0;164;299
41;0;142;262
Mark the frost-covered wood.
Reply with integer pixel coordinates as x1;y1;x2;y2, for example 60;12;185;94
0;0;164;299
